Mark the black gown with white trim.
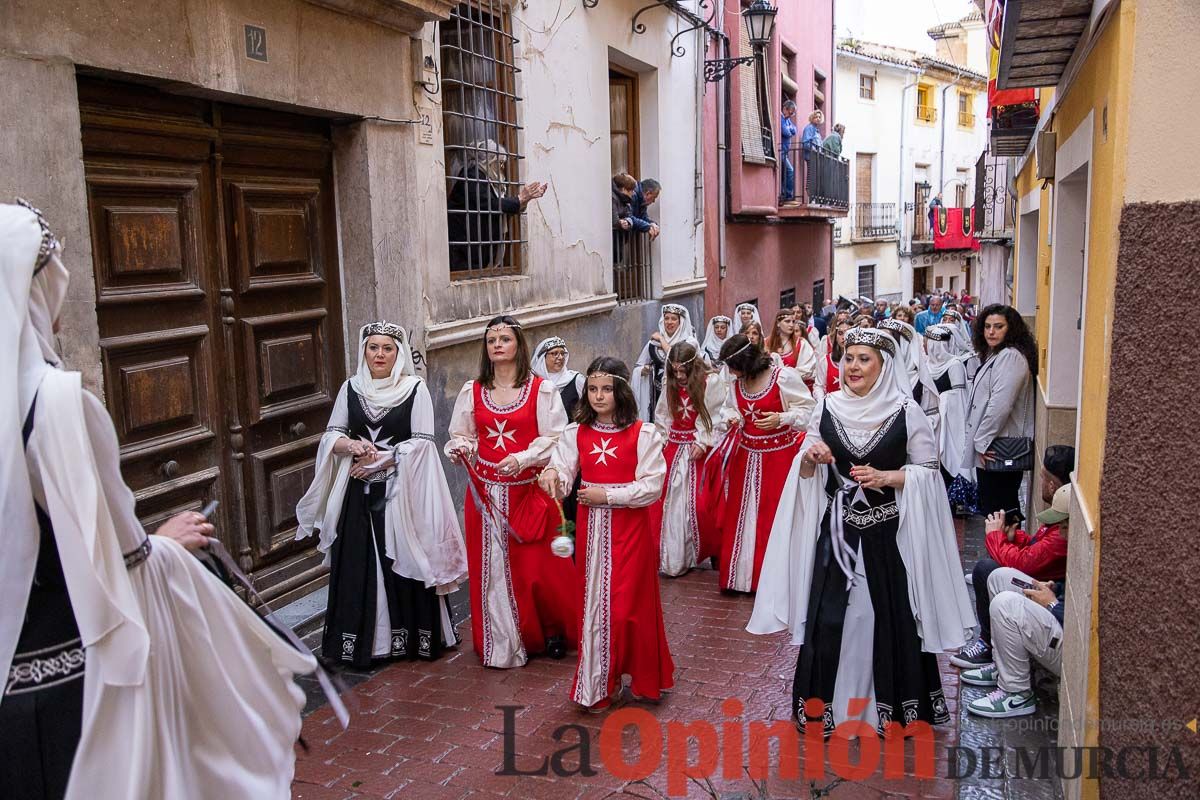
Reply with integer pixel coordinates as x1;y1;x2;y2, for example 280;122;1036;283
323;383;454;667
791;405;950;737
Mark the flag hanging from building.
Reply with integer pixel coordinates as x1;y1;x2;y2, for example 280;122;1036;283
934;207;980;251
985;0;1037;117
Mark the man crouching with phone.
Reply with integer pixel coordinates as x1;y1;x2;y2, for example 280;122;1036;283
951;445;1074;673
958;482;1072;718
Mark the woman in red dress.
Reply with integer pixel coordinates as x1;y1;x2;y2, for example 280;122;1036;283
540;357;672;711
652;342;727;576
766;309;817;387
714;334;815;593
814;317;851;401
446;316;578;668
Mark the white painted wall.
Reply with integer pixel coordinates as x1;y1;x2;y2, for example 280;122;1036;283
831;51;915;302
409;2;704;331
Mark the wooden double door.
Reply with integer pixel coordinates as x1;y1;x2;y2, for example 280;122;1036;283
79;78;344;604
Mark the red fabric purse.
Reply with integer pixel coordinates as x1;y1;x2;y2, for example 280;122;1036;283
506;482;557;544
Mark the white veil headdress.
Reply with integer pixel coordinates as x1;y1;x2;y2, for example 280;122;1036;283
656;303;697;355
824;328;910;430
732;302;762;330
701;315;733;364
352;322;421;409
531;336;579;391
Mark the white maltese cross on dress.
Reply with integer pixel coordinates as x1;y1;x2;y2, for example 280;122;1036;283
679;396;695;420
590;437;618;466
485;419;517;451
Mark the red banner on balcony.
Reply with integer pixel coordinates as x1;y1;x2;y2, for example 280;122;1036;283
933;207;980;251
985;0;1037;117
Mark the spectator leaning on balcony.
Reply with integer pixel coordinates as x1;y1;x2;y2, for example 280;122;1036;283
952;445;1074;672
780;101;798;202
612;172;636;230
961;482;1073;719
928;192;944;235
822;123;845;157
447;140;547;270
914;294;946;335
629;178;662;241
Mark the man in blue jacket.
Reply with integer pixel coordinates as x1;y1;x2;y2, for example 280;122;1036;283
628;178;662;240
780;100;797;202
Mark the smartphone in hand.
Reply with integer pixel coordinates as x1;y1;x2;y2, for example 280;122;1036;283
1003;507;1025;528
1010;576;1035;590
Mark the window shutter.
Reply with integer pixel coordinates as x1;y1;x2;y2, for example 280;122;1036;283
739;18;767;164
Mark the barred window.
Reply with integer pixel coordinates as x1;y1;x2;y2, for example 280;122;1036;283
439;2;524;277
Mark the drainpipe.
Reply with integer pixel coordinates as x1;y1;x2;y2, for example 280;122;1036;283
897;73;922;249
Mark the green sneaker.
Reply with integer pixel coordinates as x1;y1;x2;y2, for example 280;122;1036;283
960;664;999;687
967;687;1037;718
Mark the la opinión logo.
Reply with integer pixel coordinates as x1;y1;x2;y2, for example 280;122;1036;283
498;698;937;796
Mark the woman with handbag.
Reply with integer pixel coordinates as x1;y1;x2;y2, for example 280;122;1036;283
446;316;578;667
963;305;1038;516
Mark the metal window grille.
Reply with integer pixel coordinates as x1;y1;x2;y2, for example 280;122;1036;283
857;265;876;300
440;2;524;277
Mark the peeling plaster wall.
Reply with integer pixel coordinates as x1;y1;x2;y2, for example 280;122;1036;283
413;0;705;329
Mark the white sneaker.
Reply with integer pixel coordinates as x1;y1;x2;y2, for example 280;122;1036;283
967;687;1037;718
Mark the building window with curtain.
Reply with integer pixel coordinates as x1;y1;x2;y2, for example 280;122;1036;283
738;14;774;163
440;1;525;277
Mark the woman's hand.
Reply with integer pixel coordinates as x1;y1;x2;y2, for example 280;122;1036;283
497;455;521;477
579;486;609;506
518;181;548;205
156;511;213;551
804;442;835;466
849;464;893;490
690;443;708;462
979;450;996;468
754;411;784;431
537;468;560;499
447;442;473;464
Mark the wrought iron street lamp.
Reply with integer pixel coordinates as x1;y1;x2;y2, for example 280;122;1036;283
704;1;778;83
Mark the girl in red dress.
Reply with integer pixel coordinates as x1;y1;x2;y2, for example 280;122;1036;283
766;310;817;386
446;316;578;668
814;317;851;401
714;334;815;593
652;342;727;576
540;357;673;711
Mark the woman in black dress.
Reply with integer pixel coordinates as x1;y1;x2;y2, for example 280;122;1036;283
749;328;974;738
296;322;468;667
532;336;586;522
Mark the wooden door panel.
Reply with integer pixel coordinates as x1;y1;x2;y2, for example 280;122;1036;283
227;179;327;293
239;309;334;424
86;172;206;305
99;325;215;462
249;435;323;561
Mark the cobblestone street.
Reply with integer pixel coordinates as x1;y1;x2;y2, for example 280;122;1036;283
293;518;1065;800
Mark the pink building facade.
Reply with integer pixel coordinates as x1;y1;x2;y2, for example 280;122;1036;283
703;0;843;320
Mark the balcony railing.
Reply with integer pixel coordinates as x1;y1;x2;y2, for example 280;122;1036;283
974;153;1016;240
613;229;653;303
852;203;898;240
958;110;976;128
917;105;937;123
783;145;849;211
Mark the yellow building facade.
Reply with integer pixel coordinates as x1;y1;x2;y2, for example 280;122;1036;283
1001;1;1200;797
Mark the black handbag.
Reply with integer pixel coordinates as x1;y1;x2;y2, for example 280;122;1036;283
984;436;1034;471
983;371;1034;472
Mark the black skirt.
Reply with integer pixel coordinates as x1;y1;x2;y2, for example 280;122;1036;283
791;505;950;738
322;480;452;667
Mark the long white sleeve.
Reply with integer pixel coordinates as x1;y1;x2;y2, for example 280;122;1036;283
512;380;568;470
793;339;817;382
652;388;672;439
547;424;582;490
444;381;477;458
603;424;668;508
904;399;940;470
695;372;729;449
813;353;830;402
295;382;353;547
776;367;816;430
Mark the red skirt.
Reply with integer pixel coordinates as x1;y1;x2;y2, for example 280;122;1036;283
464;480;579;666
571;503;674;708
717;431;803;592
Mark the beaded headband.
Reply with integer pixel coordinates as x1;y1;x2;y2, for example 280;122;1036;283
662;303;687;317
710;315;732;325
923;325;953;342
361;321;406;341
486;320;522;333
721;338;754;362
668;351;699;368
15;198;60;275
878;318;914;342
844;328;897;358
536;337;568;357
735;303;757;313
586;371;630;385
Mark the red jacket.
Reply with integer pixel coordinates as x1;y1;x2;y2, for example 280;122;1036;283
984;522;1067;581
